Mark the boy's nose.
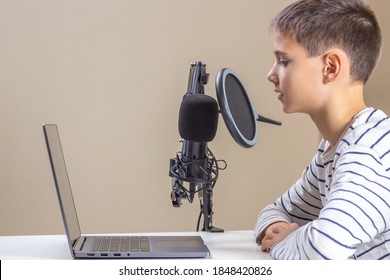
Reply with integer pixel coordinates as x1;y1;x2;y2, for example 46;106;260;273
267;65;279;84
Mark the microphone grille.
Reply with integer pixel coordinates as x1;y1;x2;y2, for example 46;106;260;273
178;94;219;142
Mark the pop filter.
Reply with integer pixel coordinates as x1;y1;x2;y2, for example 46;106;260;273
215;68;281;148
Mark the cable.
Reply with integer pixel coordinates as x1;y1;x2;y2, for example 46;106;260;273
196;207;202;232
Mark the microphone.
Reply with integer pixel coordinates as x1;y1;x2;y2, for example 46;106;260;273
169;62;225;232
170;93;219;207
178;93;218;143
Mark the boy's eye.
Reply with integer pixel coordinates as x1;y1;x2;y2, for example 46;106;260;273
278;60;289;67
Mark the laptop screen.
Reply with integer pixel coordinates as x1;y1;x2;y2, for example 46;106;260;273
43;124;81;248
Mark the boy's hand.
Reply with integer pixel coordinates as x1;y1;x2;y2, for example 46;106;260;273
261;222;299;252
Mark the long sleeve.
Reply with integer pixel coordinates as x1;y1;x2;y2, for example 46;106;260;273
254;149;324;245
269;145;390;259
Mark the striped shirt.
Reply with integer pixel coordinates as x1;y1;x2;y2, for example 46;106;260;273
254;107;390;259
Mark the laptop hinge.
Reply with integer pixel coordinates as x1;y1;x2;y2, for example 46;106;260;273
74;237;86;251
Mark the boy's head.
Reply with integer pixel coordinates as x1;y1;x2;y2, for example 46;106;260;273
270;0;382;84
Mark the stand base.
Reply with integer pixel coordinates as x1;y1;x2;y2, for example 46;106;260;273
203;226;224;233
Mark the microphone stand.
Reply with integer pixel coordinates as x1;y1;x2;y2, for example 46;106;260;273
200;182;224;232
170;61;224;232
190;62;224;232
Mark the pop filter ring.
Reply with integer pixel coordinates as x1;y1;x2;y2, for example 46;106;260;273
215;68;259;148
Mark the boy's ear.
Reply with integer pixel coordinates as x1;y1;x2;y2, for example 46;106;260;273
322;51;342;83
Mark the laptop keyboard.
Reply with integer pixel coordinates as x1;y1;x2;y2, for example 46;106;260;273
91;236;150;252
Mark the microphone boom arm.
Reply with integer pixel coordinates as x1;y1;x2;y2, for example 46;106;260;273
187;62;209;95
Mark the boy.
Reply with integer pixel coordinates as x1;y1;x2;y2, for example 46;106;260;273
254;0;390;259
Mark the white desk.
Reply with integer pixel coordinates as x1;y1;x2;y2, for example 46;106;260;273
0;230;272;260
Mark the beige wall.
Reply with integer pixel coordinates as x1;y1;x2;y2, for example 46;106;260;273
365;0;390;111
0;0;388;236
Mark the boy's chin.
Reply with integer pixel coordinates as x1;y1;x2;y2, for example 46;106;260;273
281;105;294;114
281;104;305;115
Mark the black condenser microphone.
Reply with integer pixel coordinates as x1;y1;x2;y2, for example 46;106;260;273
171;93;219;206
169;62;225;232
179;93;219;142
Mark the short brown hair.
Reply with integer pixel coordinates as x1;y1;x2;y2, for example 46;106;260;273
270;0;382;84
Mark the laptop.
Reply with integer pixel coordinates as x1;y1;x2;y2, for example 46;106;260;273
43;123;210;259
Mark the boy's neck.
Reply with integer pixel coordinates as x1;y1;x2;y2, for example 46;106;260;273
310;85;366;147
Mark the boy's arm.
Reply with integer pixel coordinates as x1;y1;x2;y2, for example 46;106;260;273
266;145;390;259
255;156;324;245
